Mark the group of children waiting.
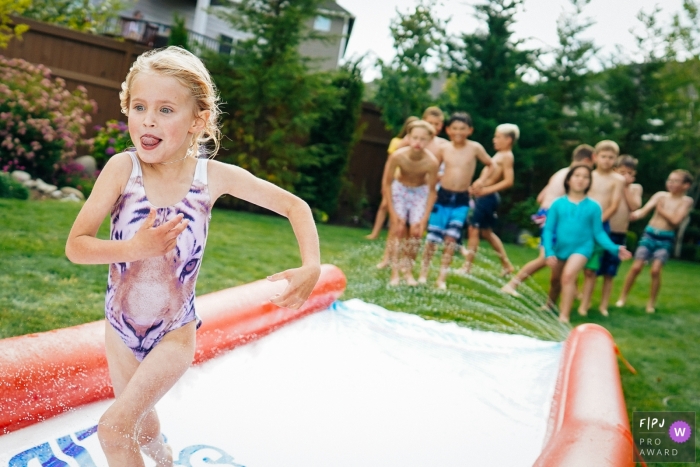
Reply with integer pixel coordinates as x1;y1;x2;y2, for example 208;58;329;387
369;107;694;323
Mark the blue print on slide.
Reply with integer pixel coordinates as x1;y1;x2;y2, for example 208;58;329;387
175;445;244;467
8;425;98;467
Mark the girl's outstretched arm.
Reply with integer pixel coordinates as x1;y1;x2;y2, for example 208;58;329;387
65;152;189;264
209;161;321;309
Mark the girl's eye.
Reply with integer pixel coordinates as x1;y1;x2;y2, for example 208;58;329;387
161;108;172;114
134;104;144;111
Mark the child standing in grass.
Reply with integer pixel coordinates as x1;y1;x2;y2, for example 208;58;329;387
543;165;631;323
382;120;439;286
594;155;643;316
616;170;694;313
65;47;320;467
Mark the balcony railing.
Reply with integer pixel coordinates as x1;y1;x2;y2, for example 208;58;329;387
98;16;234;56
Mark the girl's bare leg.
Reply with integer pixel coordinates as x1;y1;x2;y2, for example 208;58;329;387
558;254;588;323
547;259;565;308
578;268;597;316
418;241;438;283
366;197;388;240
616;259;644;306
99;321;196;467
481;229;514;275
647;259;663;312
599;276;614;316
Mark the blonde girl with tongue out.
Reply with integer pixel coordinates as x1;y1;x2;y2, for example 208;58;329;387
65;46;321;467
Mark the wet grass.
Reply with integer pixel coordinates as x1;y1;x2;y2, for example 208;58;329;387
1;198;698;464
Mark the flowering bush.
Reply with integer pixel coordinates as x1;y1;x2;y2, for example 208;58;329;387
0;55;96;180
91;120;132;167
53;161;98;197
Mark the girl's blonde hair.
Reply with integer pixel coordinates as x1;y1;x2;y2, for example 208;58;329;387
119;46;222;157
397;116;419;138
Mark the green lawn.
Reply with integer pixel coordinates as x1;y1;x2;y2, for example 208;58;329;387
1;198;698;464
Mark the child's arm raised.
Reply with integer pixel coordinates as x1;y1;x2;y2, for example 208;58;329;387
602;176;625;221
65;153;189;264
624;183;643;211
629;192;664;221
655;195;694;227
209;161;321;310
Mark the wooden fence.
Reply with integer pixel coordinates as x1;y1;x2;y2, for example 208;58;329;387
4;16;151;133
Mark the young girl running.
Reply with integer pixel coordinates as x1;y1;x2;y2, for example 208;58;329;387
65;47;321;466
543;165;631;322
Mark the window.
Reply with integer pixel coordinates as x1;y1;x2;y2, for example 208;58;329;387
219;34;233;55
313;16;331;32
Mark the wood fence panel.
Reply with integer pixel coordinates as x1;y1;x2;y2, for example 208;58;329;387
3;17;151;135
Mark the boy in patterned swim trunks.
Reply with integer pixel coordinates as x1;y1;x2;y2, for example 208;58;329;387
616;170;694;313
417;112;493;289
382;120;440;286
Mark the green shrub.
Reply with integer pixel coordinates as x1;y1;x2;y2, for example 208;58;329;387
90;120;132;168
0;55;96;180
0;172;29;199
503;197;541;231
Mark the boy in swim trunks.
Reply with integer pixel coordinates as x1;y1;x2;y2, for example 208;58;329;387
501;144;594;300
417;112;493;289
616;170;694;313
577;140;626;317
461;124;519;275
595;155;643;316
382;120;440;286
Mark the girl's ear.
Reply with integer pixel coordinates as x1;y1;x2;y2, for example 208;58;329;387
191;110;211;133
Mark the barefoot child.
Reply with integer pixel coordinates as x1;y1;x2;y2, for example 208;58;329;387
382;120;439;286
375;108;447;268
366;116;418;240
418;112;493;289
578;140;626;316
501;144;594;300
65;47;321;466
595;155;643;315
543;165;632;323
460;124;519;276
616;170;694;312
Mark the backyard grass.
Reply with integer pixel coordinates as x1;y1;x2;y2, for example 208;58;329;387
1;198;698;464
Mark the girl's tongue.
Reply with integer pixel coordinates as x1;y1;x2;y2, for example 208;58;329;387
141;135;161;148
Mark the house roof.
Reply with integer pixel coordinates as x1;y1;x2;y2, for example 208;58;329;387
320;1;354;19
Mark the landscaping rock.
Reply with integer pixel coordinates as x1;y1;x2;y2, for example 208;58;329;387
23;179;36;188
35;179;58;194
60;193;82;202
60;186;85;200
50;190;63;199
11;170;30;183
74;155;97;176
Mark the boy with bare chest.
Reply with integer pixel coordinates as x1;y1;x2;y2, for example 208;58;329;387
418;112;493;288
382;120;439;286
616;170;694;312
578;140;626;316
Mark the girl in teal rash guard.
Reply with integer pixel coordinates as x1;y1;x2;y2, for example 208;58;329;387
543;165;632;323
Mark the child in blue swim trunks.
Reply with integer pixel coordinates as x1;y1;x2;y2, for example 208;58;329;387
543;165;632;323
616;170;694;313
417;112;493;289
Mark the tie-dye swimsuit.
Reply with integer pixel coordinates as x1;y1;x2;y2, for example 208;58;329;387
105;152;211;361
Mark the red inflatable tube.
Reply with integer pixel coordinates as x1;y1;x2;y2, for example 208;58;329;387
0;264;346;435
534;323;635;467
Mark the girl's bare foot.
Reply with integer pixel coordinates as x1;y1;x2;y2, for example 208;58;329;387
405;274;418;286
417;275;428;284
599;308;609;317
389;276;400;286
376;260;389;269
646;305;655;313
141;435;173;467
436;280;447;290
365;233;378;240
500;264;515;277
615;299;625;307
557;315;570;324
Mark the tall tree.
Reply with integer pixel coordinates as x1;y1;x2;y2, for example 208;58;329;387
209;0;328;192
373;0;447;133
